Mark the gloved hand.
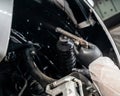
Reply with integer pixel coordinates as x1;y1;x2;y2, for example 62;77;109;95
76;43;103;68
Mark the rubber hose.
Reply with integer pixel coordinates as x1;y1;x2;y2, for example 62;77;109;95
24;47;55;88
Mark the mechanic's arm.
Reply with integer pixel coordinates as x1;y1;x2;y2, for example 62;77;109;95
76;43;120;96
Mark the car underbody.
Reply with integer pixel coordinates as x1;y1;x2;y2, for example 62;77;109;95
0;0;120;96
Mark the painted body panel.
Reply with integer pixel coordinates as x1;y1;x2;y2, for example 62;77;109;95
0;0;13;62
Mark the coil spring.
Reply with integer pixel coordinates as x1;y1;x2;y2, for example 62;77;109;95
57;36;76;74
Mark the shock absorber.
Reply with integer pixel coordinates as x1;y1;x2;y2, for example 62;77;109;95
57;36;76;75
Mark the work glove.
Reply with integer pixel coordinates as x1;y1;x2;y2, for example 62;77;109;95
76;43;103;68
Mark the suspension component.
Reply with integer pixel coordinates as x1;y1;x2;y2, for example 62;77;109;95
46;76;84;96
55;27;88;48
57;36;76;75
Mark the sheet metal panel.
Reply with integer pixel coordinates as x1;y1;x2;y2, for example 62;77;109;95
0;0;14;62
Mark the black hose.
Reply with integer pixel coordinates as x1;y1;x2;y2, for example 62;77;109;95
24;47;55;88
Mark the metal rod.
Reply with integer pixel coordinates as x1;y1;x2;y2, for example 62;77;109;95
55;27;88;48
